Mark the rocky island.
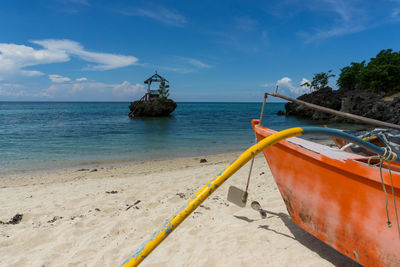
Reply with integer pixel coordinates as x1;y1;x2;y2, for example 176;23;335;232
129;98;177;117
129;72;177;118
283;49;400;125
285;87;400;124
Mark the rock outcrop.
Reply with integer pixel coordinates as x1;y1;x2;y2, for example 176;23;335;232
128;98;177;117
284;87;400;125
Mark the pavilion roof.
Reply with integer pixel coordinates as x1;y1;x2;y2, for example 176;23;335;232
144;72;169;84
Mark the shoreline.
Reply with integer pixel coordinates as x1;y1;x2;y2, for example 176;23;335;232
0;151;357;266
0;136;335;179
0;152;241;187
0;148;247;180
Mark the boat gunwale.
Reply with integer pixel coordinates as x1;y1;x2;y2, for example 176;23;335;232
252;121;400;189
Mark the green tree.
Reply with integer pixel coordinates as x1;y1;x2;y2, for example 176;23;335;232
337;49;400;94
336;61;365;91
301;70;335;91
157;81;170;99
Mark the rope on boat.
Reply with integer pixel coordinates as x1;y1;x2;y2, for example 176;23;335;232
369;146;400;239
387;162;400;240
121;127;399;267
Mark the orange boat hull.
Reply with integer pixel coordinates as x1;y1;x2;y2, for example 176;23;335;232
252;120;400;266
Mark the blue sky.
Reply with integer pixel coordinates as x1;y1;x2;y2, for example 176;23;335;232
0;0;400;102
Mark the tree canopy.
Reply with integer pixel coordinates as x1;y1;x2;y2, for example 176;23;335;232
301;70;335;91
157;81;170;99
337;49;400;95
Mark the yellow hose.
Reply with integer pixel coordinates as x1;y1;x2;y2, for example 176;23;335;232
121;127;304;266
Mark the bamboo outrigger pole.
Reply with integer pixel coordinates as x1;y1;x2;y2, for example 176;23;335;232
268;92;400;131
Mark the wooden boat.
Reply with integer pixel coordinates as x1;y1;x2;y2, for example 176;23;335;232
252;119;400;266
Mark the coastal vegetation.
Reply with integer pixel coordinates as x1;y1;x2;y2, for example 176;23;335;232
337;49;400;95
301;49;400;95
284;49;400;125
300;49;400;96
301;70;335;91
157;81;170;100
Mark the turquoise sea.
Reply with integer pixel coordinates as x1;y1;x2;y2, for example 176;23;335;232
0;102;346;174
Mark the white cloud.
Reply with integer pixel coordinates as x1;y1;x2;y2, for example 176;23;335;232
260;82;275;88
0;75;145;99
0;83;30;97
32;39;138;70
41;74;145;98
300;78;310;87
323;0;352;21
112;81;145;97
20;70;44;76
119;6;186;27
0;39;138;79
303;24;365;42
187;59;211;68
185;58;212;68
276;77;310;95
0;43;69;77
277;77;293;88
48;74;89;83
49;74;72;83
162;56;212;73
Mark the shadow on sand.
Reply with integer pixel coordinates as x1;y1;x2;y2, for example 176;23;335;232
234;210;361;266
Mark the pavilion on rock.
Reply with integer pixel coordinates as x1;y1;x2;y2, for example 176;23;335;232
142;71;169;101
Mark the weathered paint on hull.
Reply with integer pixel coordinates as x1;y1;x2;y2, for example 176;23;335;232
252;120;400;266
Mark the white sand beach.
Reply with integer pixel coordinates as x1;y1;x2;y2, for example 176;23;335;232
0;152;358;266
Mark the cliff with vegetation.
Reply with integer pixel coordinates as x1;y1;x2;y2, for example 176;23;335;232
284;49;400;125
